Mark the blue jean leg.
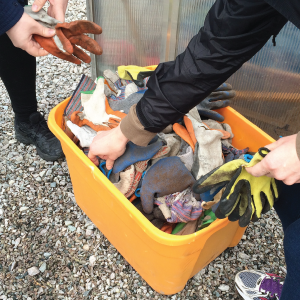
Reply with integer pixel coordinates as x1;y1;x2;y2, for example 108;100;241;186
273;182;300;300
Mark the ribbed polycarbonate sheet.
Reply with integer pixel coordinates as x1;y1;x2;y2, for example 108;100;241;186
90;0;168;75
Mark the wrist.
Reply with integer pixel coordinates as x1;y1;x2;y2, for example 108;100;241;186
117;125;129;145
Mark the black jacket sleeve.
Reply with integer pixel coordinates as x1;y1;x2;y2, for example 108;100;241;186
137;0;288;133
0;0;25;36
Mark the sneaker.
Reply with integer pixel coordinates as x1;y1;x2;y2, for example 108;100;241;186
235;270;284;300
14;112;64;161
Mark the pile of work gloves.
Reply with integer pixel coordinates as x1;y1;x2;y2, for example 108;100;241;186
64;65;279;235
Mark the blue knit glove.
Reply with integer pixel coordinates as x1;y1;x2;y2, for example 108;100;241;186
113;140;164;173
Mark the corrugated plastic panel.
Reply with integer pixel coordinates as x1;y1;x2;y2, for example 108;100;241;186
89;0;169;75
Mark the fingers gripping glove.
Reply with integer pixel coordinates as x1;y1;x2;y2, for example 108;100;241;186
196;83;236;122
140;157;196;214
24;6;102;65
113;140;164;173
193;148;278;227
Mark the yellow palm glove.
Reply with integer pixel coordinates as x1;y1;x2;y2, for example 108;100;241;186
193;148;278;227
117;65;157;87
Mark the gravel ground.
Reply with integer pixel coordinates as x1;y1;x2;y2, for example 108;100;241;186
0;1;286;299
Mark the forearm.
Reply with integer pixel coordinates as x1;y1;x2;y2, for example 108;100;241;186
136;0;287;133
0;1;24;35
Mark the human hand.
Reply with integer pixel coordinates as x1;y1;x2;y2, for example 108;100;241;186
88;126;129;170
6;12;56;56
246;134;300;185
32;0;69;22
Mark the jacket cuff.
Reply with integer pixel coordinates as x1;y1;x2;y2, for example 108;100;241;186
296;132;300;160
120;104;156;147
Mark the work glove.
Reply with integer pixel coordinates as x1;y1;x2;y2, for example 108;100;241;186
187;114;223;179
66;120;96;148
173;113;223;180
193;148;278;227
104;70;149;101
140;157;195;214
80;77;126;127
196;83;236;122
112;140;164;173
203;119;249;163
173;122;196;152
117;65;157;87
172;220;198;235
24;6;102;64
222;144;249;163
177;146;193;172
154;187;202;223
150;133;181;165
113;165;135;197
197;209;217;231
204;119;234;147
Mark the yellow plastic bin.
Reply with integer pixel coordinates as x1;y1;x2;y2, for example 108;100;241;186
48;98;274;295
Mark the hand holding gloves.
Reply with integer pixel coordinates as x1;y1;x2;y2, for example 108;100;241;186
24;6;102;64
193;148;278;227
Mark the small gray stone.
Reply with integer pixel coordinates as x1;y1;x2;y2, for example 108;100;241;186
39;262;47;272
